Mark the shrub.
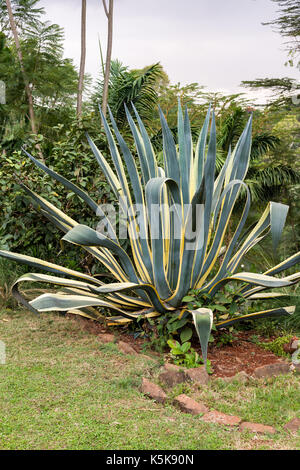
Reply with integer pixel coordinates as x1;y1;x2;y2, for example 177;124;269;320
1;103;300;365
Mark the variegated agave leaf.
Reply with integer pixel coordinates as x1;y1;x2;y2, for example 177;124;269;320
191;308;213;367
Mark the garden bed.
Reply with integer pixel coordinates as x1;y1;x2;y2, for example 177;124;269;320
206;331;287;378
70;315;289;378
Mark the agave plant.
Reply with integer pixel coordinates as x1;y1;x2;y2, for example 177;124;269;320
1;102;300;365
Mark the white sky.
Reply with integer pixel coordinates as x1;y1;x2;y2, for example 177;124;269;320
39;0;299;101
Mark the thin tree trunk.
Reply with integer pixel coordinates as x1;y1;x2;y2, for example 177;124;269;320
101;0;113;118
77;0;86;119
5;0;44;161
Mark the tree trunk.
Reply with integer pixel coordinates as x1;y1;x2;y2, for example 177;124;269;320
5;0;44;161
101;0;113;118
77;0;86;119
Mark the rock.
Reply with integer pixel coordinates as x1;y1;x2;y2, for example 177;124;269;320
159;363;186;387
201;411;242;426
253;362;290;378
164;363;182;371
284;417;300;434
184;367;210;385
97;333;115;344
173;394;208;415
159;363;210;387
118;341;138;355
283;337;299;354
290;339;299;352
141;378;167;404
292;363;300;374
223;371;249;384
239;422;276;434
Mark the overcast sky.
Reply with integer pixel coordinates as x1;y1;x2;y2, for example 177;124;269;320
39;0;299;100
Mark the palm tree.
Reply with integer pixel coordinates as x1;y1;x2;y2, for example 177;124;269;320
216;105;300;202
92;60;165;130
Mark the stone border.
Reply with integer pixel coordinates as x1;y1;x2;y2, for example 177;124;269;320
97;335;300;378
97;335;300;435
141;378;300;435
141;362;300;435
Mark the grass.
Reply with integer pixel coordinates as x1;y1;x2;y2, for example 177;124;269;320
0;307;299;450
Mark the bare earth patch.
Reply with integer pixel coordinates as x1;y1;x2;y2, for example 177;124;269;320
70;315;290;378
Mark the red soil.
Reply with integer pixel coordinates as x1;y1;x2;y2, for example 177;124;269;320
68;315;288;378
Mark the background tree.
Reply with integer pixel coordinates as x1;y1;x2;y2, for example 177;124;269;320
4;0;41;157
92;60;165;131
101;0;113;117
77;0;86;118
0;0;43;32
0;10;78;155
264;0;300;65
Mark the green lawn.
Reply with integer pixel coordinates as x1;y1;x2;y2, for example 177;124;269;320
0;307;299;450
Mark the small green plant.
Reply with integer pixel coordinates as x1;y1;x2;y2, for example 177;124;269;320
260;334;294;357
249;334;261;345
183;285;242;326
142;312;192;352
216;329;237;347
167;339;213;373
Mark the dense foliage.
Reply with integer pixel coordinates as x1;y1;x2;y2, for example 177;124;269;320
0;0;300;352
1;104;300;365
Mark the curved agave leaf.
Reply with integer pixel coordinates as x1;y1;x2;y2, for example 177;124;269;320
21;148;99;213
11;272;103;315
177;100;191;205
22;148;117;240
18;181;129;282
270;202;289;252
201;179;251;292
238;251;300;299
145;177;182;298
216;306;295;328
63;308;104;321
191;308;213;368
241;272;300;299
124;104;151;184
107;106;154;281
131;102;158;179
247;292;294;300
158;106;180;186
227;201;288;276
193;104;211;193
211;145;232;226
62;224;140;283
265;251;300;277
29;293;140;320
0;250;102;285
106;309;161;325
88;281;170;314
86;133;123;200
208;271;293;297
